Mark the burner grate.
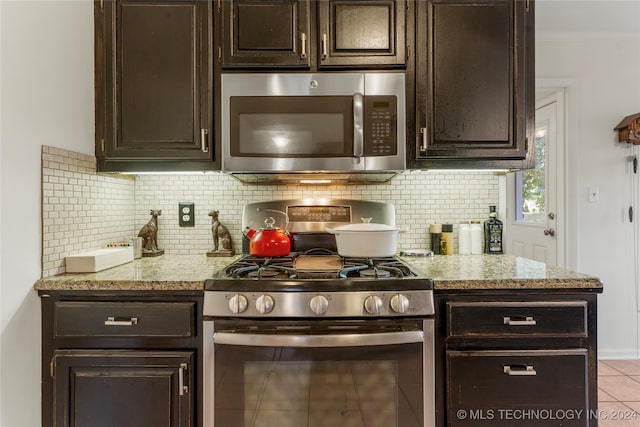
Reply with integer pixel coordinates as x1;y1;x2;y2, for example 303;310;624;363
223;255;416;280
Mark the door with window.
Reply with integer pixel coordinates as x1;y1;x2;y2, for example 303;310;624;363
506;91;565;266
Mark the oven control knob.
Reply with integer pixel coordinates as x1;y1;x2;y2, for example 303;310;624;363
364;295;383;315
228;294;248;314
390;293;410;314
255;294;275;314
309;295;329;315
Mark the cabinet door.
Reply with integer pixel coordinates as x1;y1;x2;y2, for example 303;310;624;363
220;0;311;67
95;0;213;169
447;350;589;427
415;0;534;164
317;0;406;67
53;350;193;427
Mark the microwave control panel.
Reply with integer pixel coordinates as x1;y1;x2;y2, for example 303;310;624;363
364;95;397;156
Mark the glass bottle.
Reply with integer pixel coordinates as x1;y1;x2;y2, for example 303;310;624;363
484;205;503;254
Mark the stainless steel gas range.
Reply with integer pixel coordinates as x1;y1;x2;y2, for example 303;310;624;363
203;200;435;427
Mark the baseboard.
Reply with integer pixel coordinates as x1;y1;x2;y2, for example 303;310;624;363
598;349;639;360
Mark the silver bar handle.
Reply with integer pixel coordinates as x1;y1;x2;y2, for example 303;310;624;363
321;33;328;60
104;316;138;326
504;365;537;376
179;363;188;395
353;92;364;159
420;127;428;152
300;32;307;59
201;128;209;153
503;316;537;326
214;330;424;348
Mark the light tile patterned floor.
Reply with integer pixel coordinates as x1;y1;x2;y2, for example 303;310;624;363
598;360;640;426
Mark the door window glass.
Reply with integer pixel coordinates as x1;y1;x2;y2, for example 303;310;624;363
515;124;547;222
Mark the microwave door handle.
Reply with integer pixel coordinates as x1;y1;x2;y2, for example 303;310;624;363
353;93;364;160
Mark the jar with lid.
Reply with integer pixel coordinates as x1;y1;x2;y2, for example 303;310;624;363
429;223;442;254
441;223;454;255
458;223;471;255
470;221;483;255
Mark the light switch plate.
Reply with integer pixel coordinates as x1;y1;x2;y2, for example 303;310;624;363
588;187;600;203
179;202;195;227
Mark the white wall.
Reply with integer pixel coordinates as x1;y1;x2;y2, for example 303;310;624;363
536;32;640;359
0;1;94;425
0;1;638;424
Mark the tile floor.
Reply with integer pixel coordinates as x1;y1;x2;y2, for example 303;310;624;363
598;360;640;426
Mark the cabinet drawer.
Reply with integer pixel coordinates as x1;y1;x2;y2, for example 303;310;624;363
54;302;195;338
447;301;587;338
447;350;589;427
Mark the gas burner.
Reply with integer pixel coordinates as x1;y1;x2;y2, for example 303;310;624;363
247;268;291;279
359;268;392;278
226;256;296;278
377;260;413;277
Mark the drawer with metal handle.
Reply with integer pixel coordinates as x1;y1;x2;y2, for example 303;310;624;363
446;301;588;338
53;301;195;338
446;349;589;427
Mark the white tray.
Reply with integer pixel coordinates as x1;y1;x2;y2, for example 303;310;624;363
65;247;134;273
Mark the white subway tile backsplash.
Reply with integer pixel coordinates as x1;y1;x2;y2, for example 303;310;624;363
133;170;499;255
42;146;499;275
41;146;136;277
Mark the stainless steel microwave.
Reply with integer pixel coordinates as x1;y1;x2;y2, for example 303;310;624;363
221;73;405;180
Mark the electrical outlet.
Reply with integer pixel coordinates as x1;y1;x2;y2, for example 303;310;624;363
179;202;195;227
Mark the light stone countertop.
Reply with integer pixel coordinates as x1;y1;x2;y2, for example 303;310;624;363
34;254;241;291
399;254;603;290
34;253;602;292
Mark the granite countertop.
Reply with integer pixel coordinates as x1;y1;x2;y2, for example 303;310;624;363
399;254;603;290
34;253;602;292
34;254;241;291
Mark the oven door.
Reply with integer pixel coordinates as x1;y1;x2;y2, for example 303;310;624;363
204;319;434;427
222;73;366;173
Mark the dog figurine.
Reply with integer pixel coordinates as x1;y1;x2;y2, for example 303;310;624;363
208;210;234;255
138;210;162;252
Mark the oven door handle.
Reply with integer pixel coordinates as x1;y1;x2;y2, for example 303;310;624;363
213;330;424;348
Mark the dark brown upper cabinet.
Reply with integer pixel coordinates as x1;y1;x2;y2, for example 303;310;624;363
413;0;534;169
219;0;407;69
317;0;406;67
95;0;217;172
219;0;312;67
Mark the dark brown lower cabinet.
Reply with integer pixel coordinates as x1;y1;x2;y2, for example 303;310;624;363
436;292;599;427
53;351;193;427
40;292;203;427
447;350;588;427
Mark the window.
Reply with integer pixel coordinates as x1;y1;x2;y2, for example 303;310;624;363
515;126;547;223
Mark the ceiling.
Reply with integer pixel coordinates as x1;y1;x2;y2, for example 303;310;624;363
536;0;640;34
